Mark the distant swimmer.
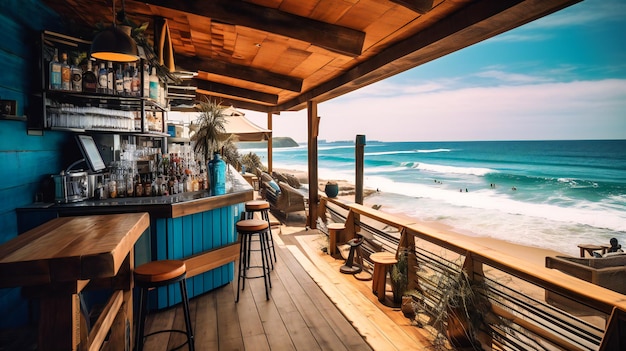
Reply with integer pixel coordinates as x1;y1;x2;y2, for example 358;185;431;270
512;186;517;191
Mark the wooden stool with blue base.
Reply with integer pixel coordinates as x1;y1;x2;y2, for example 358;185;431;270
134;259;194;351
236;219;272;302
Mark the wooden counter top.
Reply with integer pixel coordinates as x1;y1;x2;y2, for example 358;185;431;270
0;212;150;288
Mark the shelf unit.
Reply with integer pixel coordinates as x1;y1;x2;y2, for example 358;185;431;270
28;30;169;137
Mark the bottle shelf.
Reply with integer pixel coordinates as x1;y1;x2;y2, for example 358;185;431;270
31;30;171;136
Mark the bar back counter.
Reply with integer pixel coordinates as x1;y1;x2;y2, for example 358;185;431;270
16;171;253;310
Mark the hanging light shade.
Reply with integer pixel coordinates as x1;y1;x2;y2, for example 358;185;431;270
91;25;139;62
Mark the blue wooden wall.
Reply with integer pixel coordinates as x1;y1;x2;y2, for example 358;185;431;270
0;0;70;328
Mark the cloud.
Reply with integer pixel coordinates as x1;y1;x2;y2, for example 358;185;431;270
245;79;626;142
473;70;553;84
523;0;626;29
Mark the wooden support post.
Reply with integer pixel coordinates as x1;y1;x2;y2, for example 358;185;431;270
355;135;366;205
307;101;319;229
600;307;626;351
267;112;273;173
345;209;357;241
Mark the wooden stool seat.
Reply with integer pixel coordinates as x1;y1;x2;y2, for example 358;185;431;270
244;200;277;267
370;252;398;302
134;260;186;285
134;260;194;351
237;219;269;233
327;223;345;257
245;200;270;211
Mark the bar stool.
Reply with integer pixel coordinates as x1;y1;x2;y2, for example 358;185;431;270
244;200;277;267
236;219;271;302
369;252;398;302
134;260;194;351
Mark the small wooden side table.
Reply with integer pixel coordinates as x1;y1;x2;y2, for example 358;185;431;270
369;252;398;302
578;244;610;257
327;223;345;257
577;244;610;257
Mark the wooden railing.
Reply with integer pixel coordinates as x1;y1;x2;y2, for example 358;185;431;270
318;197;626;351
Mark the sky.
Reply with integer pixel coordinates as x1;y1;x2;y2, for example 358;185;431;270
242;0;626;143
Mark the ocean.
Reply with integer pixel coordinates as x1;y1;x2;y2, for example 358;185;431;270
243;139;626;257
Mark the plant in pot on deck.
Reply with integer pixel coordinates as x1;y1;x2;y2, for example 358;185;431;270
391;249;409;305
429;266;499;351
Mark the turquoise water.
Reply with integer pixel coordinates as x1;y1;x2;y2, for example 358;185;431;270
244;140;626;256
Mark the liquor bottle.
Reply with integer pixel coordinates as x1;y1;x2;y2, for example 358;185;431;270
123;63;132;96
82;60;97;93
71;57;82;92
149;67;159;100
131;62;140;96
49;48;62;90
107;62;114;95
143;63;150;98
97;62;108;94
60;52;71;91
115;63;124;95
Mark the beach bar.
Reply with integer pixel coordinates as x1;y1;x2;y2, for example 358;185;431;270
1;0;624;350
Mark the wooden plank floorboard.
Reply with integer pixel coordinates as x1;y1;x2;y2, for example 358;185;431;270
275;244;360;351
216;283;245;351
192;287;219;351
142;231;373;351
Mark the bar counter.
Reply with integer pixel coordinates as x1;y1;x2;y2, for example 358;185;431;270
17;171;254;308
0;212;150;351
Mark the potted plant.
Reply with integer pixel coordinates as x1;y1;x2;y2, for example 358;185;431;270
429;268;497;350
391;250;409;305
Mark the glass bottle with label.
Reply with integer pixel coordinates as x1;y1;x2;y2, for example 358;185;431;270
71;57;82;92
149;67;159;100
49;48;62;90
123;63;132;96
60;52;71;91
107;62;114;95
131;62;140;96
115;63;124;95
82;60;97;93
97;62;108;94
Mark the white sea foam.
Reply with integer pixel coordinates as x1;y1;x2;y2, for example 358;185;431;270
416;148;451;153
412;162;497;176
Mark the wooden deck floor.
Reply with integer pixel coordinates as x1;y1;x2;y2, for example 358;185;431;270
142;221;435;351
142;229;374;351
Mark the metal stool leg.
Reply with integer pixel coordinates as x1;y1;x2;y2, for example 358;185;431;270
261;209;277;264
135;287;147;351
259;229;270;300
179;279;195;351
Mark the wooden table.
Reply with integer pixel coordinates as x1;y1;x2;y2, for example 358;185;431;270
0;212;150;351
577;244;610;257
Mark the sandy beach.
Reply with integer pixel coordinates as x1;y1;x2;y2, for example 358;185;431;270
273;167;568;266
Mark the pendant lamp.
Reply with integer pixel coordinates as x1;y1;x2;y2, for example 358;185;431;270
90;0;139;62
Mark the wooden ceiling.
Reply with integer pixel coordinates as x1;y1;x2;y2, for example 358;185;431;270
43;0;580;113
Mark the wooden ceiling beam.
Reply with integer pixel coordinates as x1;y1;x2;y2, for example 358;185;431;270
390;0;434;14
138;0;365;56
176;55;303;92
194;79;278;105
194;93;274;112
